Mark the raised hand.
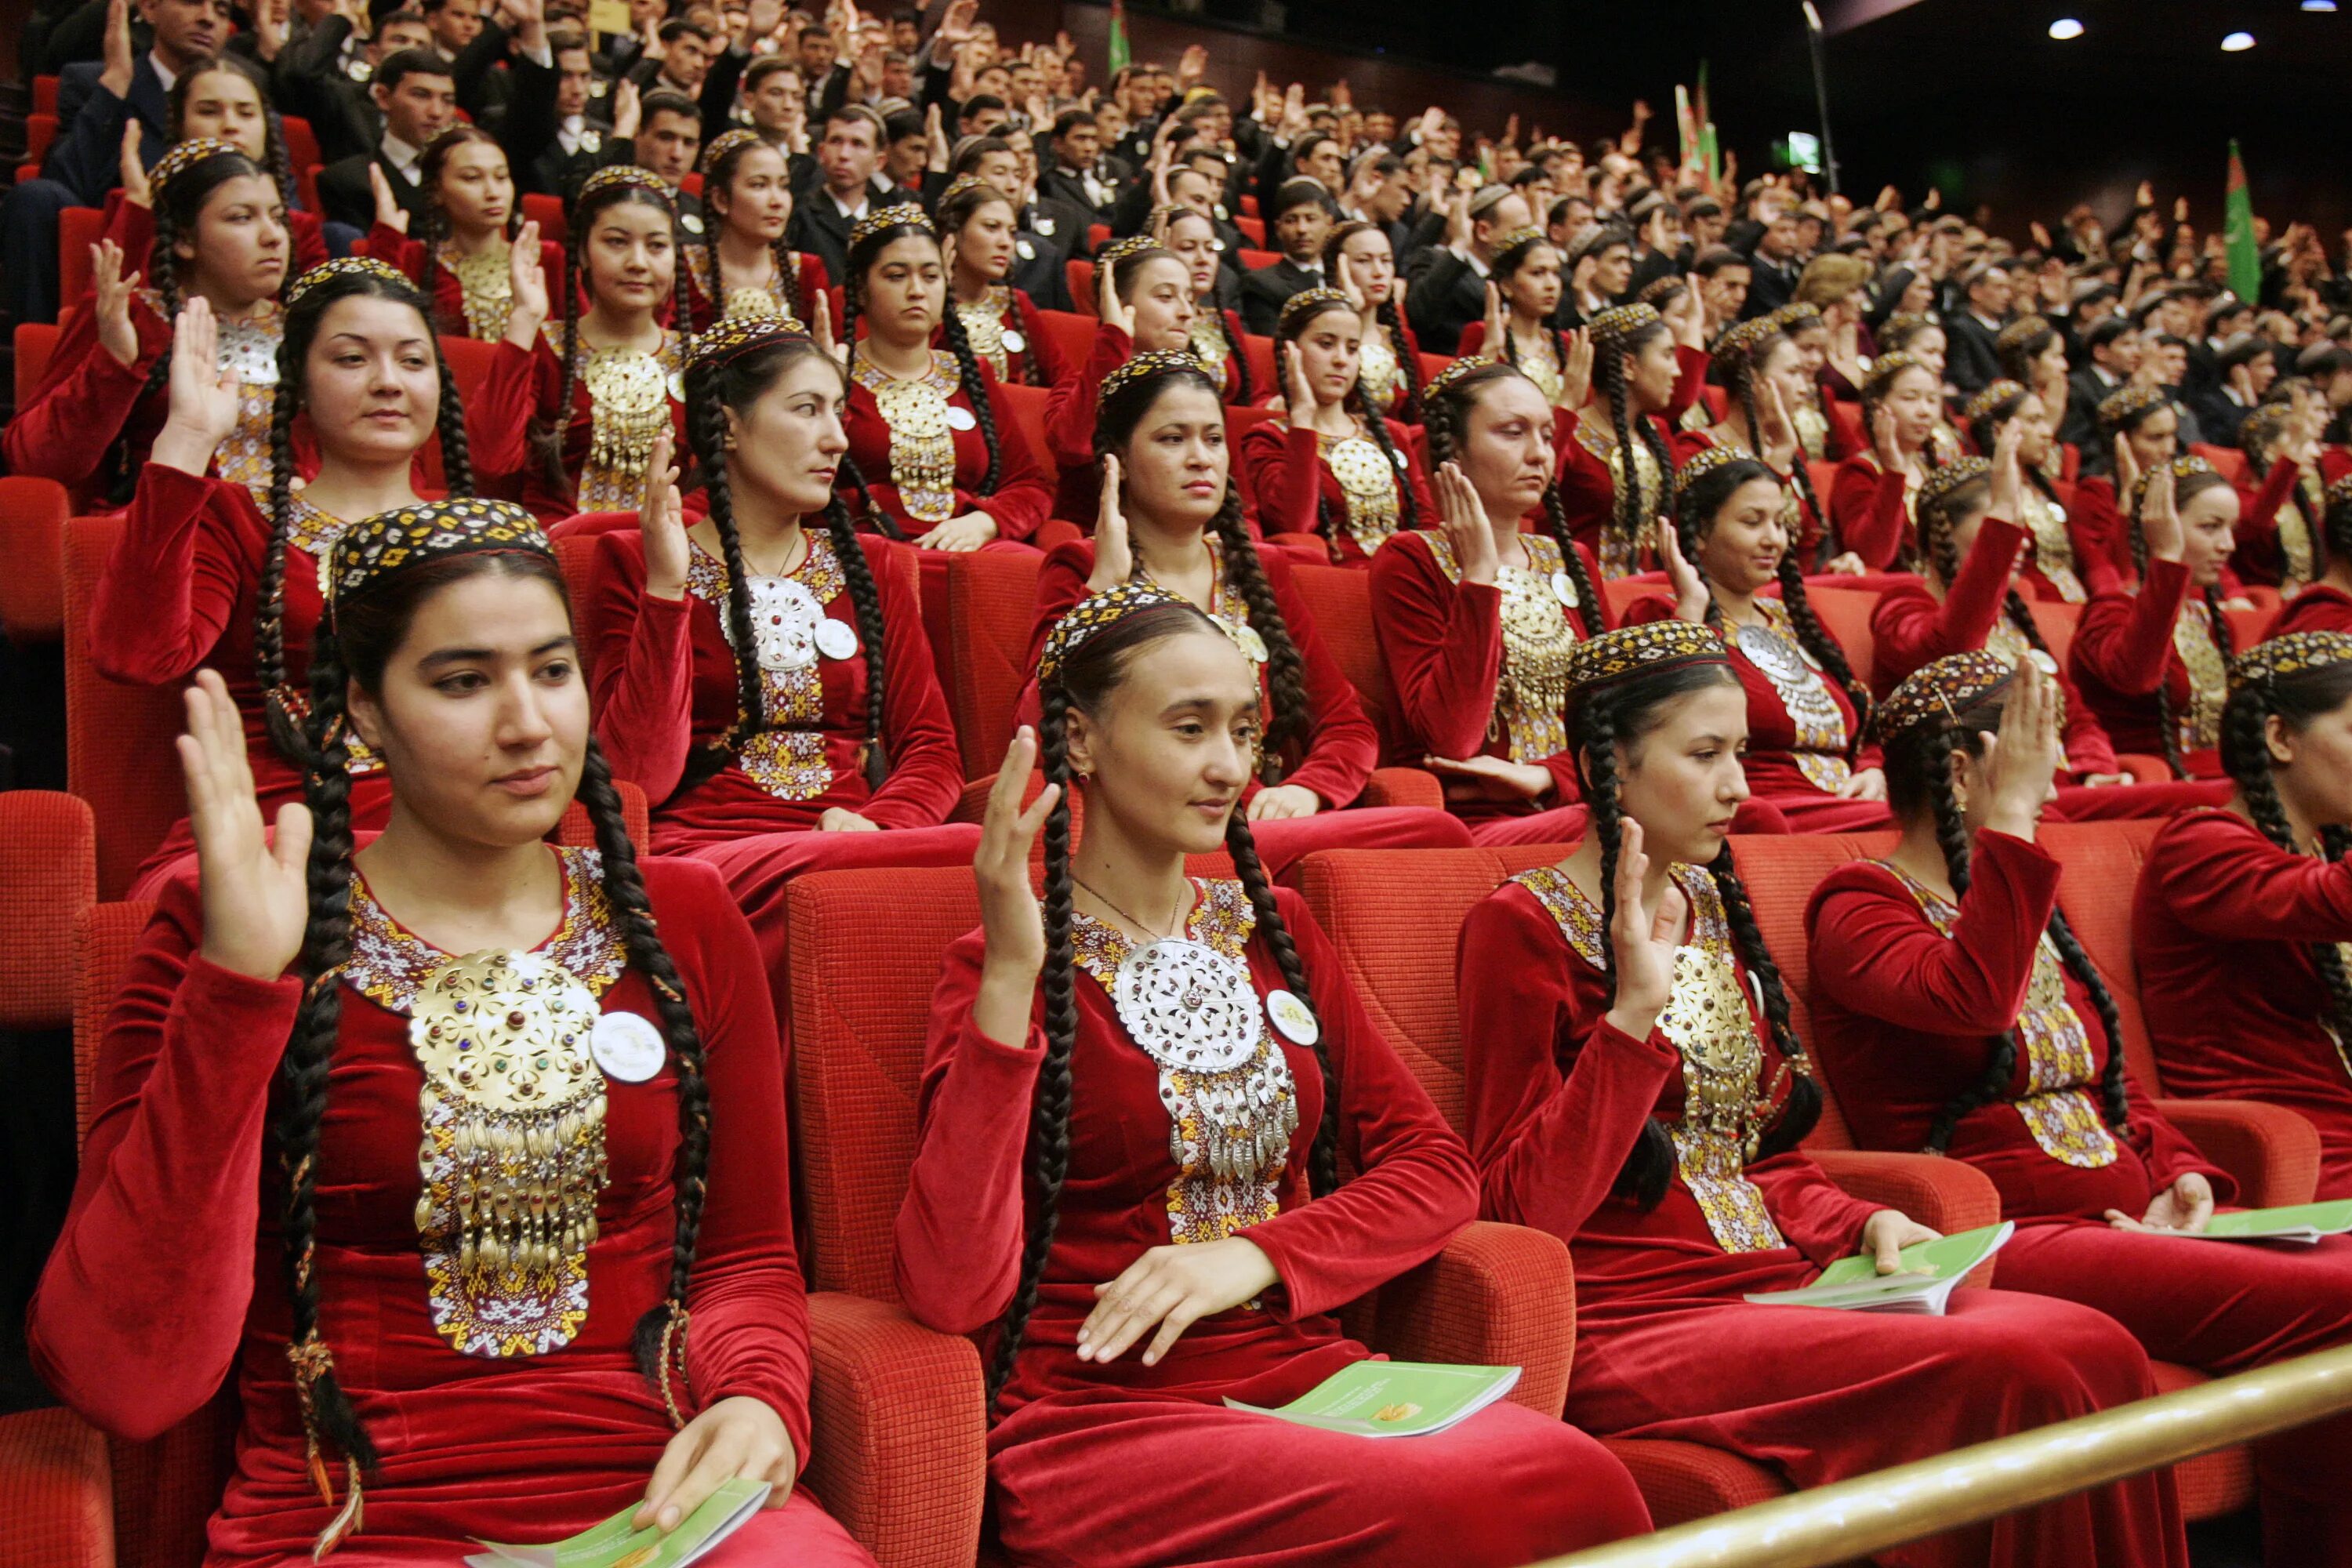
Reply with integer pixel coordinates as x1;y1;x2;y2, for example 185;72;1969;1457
504;220;549;345
152;299;243;474
1602;817;1686;1040
118;121;151;207
1095;255;1134;336
2140;457;2183;562
1657;516;1707;622
638;427;688;601
1176;44;1208;93
811;298;842;366
92;239;143;370
1759;378;1799;472
1871;400;1904;470
1443;187;1472;252
100;0;134;96
1087;454;1131;590
1661;283;1705;349
1980;655;2061;835
612;76;642;140
1479;280;1507;358
1282;339;1319;429
1434;461;1497;585
1988;414;2024;520
181;670;313;982
2111;430;2142;500
1334;250;1364;314
369;161;410;234
971;728;1060;1044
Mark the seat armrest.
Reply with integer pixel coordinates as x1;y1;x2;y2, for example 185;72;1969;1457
804;1292;988;1568
2155;1097;2321;1210
1349;1221;1575;1417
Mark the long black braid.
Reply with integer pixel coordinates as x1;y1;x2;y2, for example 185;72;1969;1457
1218;307;1254;405
1424;361;1602;621
1228;811;1341;1196
1375;298;1422;423
844;213;1005;492
1727;333;1834;564
2126;467;2236;779
938;305;1005;491
535;178;677;500
1595;314;1673;575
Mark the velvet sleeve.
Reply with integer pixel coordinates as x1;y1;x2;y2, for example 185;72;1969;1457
1367;532;1502;760
1896;517;2029;673
2230;458;2302;548
1014;290;1071;387
1236;891;1478;1319
972;376;1053;542
1454;321;1489;361
857;538;966;826
90;464;253;684
366;223;425;279
1043;322;1127;470
46;74;131;205
26;880;299;1441
2069;560;2190;699
2152;812;2352;944
585;530;695;805
2070;477;2133;588
1830;456;1910;570
1664;346;1709;424
1;292;169;486
1389;416;1438;527
2118;1067;2235;1202
467;336;554;485
1744;1151;1881;1266
1455;884;1679;1239
1265;554;1377;808
891;931;1047;1335
1239;422;1322;538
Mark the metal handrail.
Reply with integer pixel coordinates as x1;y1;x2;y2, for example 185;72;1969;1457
1539;1340;2352;1568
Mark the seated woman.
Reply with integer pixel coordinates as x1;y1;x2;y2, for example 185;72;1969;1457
365;125;563;342
837;204;1052;555
1626;448;1889;831
1022;354;1468;869
936;176;1070;389
586;320;978;999
1810;648;2352;1568
895;584;1654;1568
31;503;872;1566
92;258;473;895
1678;317;1846;572
6;138;288;497
470;166;686;521
1240;289;1432;565
2270;476;2352;637
1156;205;1253;405
1370;361;1617;845
1454;228;1576;407
2232;400;2325;594
1456;620;2187;1568
2139;631;2352;1201
1041;236;1195;521
2070;383;2180;590
1828;351;1937;572
1995;314;2078;476
681;129;831;334
1324;220;1420;422
1962;379;2107;601
1554;299;1709;579
2067;458;2238;780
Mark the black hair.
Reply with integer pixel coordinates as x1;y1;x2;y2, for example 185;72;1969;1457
1490;230;1575;396
986;599;1341;1406
1997;317;2060;387
1271;294;1422;545
699;135;802;332
1879;680;2130;1151
1422;361;1602;620
1321;221;1421;423
1718;327;1835;565
2125;466;2237;778
935;180;1042;386
413;125;518;336
640;89;701;128
1592;308;1675;576
1166;208;1250;402
372;45;455;93
843;212;1004;492
538;175;677;499
682;332;891;789
1569;658;1823;1207
166;55;298;212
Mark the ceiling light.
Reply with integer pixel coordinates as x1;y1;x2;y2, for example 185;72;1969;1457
2222;30;2256;48
2047;16;2085;38
2303;1;2337;13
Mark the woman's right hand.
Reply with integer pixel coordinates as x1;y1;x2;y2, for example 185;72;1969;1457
152;298;243;473
504;220;550;346
1087;454;1131;590
1282;337;1319;430
181;670;313;982
1870;400;1903;468
1096;256;1131;335
971;729;1061;1044
1980;655;2060;837
2140;457;2183;562
368;161;410;234
1480;280;1508;360
1987;415;2024;520
93;239;143;369
1434;460;1498;585
1559;326;1594;410
638;427;688;601
1603;818;1687;1040
118;121;151;207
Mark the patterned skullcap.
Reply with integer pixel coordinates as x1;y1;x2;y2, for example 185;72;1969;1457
1915;456;1993;520
2161;452;2218;481
1563;221;1632;267
1277;286;1355;334
688;316;811;372
2327;472;2352;514
1038;582;1188;684
1098;348;1209;406
1587;303;1661;348
2231;631;2352;691
285;256;410;311
1563;621;1730;700
1094;234;1161;274
1769;300;1823;332
1673;442;1762;497
2239;401;2296;451
150;136;245;195
1961;379;2027;426
1710;316;1780;361
328;498;549;604
701;128;766;171
1995;314;2053;355
1878;310;1936;344
1863;351;1929;399
1422;355;1508;402
850;202;933;250
1870;649;2016;743
2095;382;2169;432
1636;274;1689;310
577;164;674;205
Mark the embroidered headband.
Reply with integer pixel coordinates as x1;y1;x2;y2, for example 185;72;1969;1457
1094;234;1162;272
2096;382;2169;431
1960;379;2027;426
1038;582;1188;684
1915;456;1993;520
1563;620;1731;701
2230;630;2352;691
1098;348;1209;406
1586;302;1661;348
700;128;765;171
576;164;675;205
2328;472;2352;514
1995;314;2052;354
938;173;1007;208
149;136;245;195
2239;401;2296;450
1488;225;1548;266
1564;220;1632;267
1709;316;1780;362
1871;649;2016;743
1862;350;1927;400
328;498;550;605
1769;300;1823;332
1276;285;1355;334
1673;441;1763;496
688;315;811;372
285;256;411;311
1878;310;1936;344
1421;354;1506;403
849;201;933;250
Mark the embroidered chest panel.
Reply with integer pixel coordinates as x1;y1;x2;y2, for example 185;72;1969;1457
1575;419;1664;579
853;350;962;525
1428;532;1582;764
686;532;852;800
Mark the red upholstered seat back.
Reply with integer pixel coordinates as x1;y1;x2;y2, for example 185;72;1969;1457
1602;578;1670;625
1286;563;1391;739
0;790;96;1031
786;866;985;1300
1726;831;1900;1150
439;333;497;405
2040;818;2166;1091
1033;307;1094;372
1240;334;1276;401
14;322;61;413
520;191;566;245
995;382;1052;477
56;205;104;306
65;516;189;900
1066;259;1095;315
944;547;1044;778
2028;599;2082;666
1804;586;1878;696
0;474;71;642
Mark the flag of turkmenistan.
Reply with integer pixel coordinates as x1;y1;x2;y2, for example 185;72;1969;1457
2225;140;2260;306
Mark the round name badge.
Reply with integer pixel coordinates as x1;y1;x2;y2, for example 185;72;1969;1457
681;211;704;234
1551;570;1579;608
666;370;688;403
1233;622;1269;664
946;405;978;432
1001;328;1027;354
1265;989;1319;1047
592;1011;667;1083
1016;238;1036;260
1033;216;1057;236
815;617;858;660
1391;447;1409;470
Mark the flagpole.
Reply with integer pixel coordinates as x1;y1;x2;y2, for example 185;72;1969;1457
1799;1;1841;195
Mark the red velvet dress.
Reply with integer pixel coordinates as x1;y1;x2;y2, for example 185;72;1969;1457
895;883;1653;1567
1809;829;2352;1567
1826;450;1915;571
27;855;872;1566
583;528;978;998
2228;456;2314;591
365;223;569;342
1666;427;1834;561
2066;560;2227;778
678;242;833;336
1621;597;1889;832
946;283;1069;388
2067;476;2139;591
1018;538;1472;870
1550;347;1711;579
1237;416;1435;566
2013;480;2111;601
94;466;394;894
839;347;1052;545
1040;320;1135;524
2138;809;2352;1199
1356;310;1421;422
2270;582;2352;637
1367;528;1608;845
467;328;692;523
1457;863;2187;1568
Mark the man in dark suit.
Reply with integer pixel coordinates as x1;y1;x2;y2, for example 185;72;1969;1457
271;5;437;165
1942;261;2014;397
316;48;457;231
1038;107;1117;223
786;103;906;287
1404;183;1531;355
2192;335;2279;450
519;27;614;197
2060;318;2140;448
1239;178;1336;336
1737;206;1803;320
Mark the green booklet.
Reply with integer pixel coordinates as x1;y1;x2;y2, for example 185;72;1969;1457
1225;1360;1522;1438
1744;1221;2015;1316
466;1478;771;1568
2175;1199;2352;1244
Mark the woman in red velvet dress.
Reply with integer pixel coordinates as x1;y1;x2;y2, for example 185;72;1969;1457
586;321;978;1000
2138;630;2352;1200
1324;220;1420;421
1962;379;2108;601
2271;477;2352;637
2069;384;2180;591
5;137;288;496
1159;205;1253;405
1370;361;1617;844
1553;298;1710;578
1829;351;1938;572
468;166;687;523
1041;236;1196;521
894;583;1653;1568
1678;317;1849;571
1454;229;1575;406
2232;400;2327;594
1455;621;2187;1568
1021;354;1468;870
92;259;476;896
2067;457;2238;780
680;130;831;335
1239;289;1432;564
1810;648;2352;1568
1626;448;1889;830
31;503;870;1566
937;176;1069;389
364;126;564;343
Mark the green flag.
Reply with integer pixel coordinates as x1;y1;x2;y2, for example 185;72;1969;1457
1108;0;1131;77
1695;59;1719;184
2225;140;2261;305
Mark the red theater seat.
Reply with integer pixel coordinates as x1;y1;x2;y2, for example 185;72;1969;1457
942;546;1042;776
0;477;72;644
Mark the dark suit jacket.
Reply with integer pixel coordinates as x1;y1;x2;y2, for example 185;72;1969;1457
1239;256;1325;337
2192;388;2254;451
786;180;913;293
1944;312;2005;397
273;13;379;165
1740;253;1798;320
2060;365;2123;448
1405;245;1485;356
1040;164;1113;221
45;56;169;205
1022;194;1095;259
318;147;432;231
